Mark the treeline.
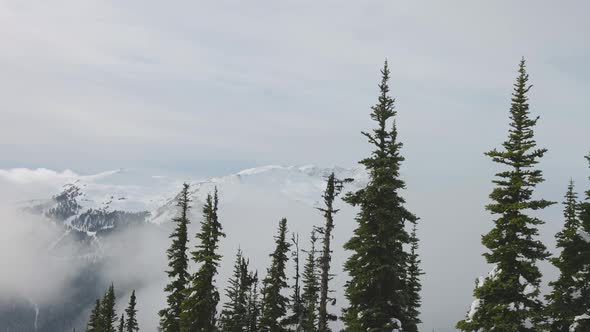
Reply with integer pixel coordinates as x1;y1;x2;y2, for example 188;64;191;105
84;286;138;332
84;59;590;332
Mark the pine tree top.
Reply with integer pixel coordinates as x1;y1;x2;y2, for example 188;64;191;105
259;218;291;332
458;59;554;332
342;59;416;331
485;59;551;195
556;180;580;246
100;284;118;332
159;184;191;332
192;188;225;266
125;290;138;332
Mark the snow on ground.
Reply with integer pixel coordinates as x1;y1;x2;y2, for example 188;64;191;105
570;313;590;332
577;228;590;243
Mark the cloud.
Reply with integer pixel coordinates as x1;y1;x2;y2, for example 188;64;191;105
0;207;82;304
0;168;79;184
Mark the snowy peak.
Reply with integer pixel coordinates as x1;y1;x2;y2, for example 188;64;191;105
25;181;149;235
148;165;367;224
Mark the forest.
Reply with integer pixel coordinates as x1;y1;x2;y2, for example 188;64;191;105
82;59;590;332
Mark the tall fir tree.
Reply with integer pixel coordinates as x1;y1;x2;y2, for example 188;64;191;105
259;218;291;332
342;60;417;331
285;233;303;330
316;173;350;332
100;284;118;332
457;59;554;332
159;184;191;332
86;299;102;332
219;249;256;331
125;290;138;332
246;272;260;332
180;188;226;332
405;223;423;332
300;231;320;332
570;153;590;331
545;181;582;331
118;314;125;332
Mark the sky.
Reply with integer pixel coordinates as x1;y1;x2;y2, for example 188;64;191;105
1;1;589;331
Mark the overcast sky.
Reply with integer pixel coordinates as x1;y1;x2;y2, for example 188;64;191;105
1;0;588;176
1;1;590;331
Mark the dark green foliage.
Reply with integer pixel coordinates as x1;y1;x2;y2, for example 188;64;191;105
317;173;350;332
118;314;125;332
405;223;423;332
342;60;417;331
457;59;554;332
125;290;138;332
159;184;192;332
300;231;320;332
285;233;303;329
100;284;117;332
219;249;257;331
259;218;291;332
246;273;261;332
180;189;226;332
86;299;102;332
569;154;590;331
545;181;582;331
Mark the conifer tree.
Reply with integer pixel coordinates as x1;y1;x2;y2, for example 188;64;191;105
545;181;581;331
118;314;125;332
125;290;138;332
180;189;226;332
316;173;350;332
259;218;291;332
159;184;191;332
219;249;256;331
342;60;417;331
405;223;423;332
100;284;118;332
285;233;303;329
86;299;102;332
457;59;554;332
220;249;247;331
246;273;260;332
570;153;590;331
300;231;320;332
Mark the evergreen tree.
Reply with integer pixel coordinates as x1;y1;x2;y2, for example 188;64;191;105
457;59;554;332
570;154;590;332
316;173;350;332
545;181;582;331
159;184;191;332
219;249;256;331
405;223;423;332
100;284;117;332
259;218;291;332
86;299;102;332
180;189;226;332
118;314;125;332
300;231;320;332
342;60;417;331
125;290;138;332
285;233;303;329
246;273;260;332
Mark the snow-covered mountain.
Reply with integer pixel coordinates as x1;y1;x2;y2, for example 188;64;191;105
150;165;368;225
21;165;367;230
